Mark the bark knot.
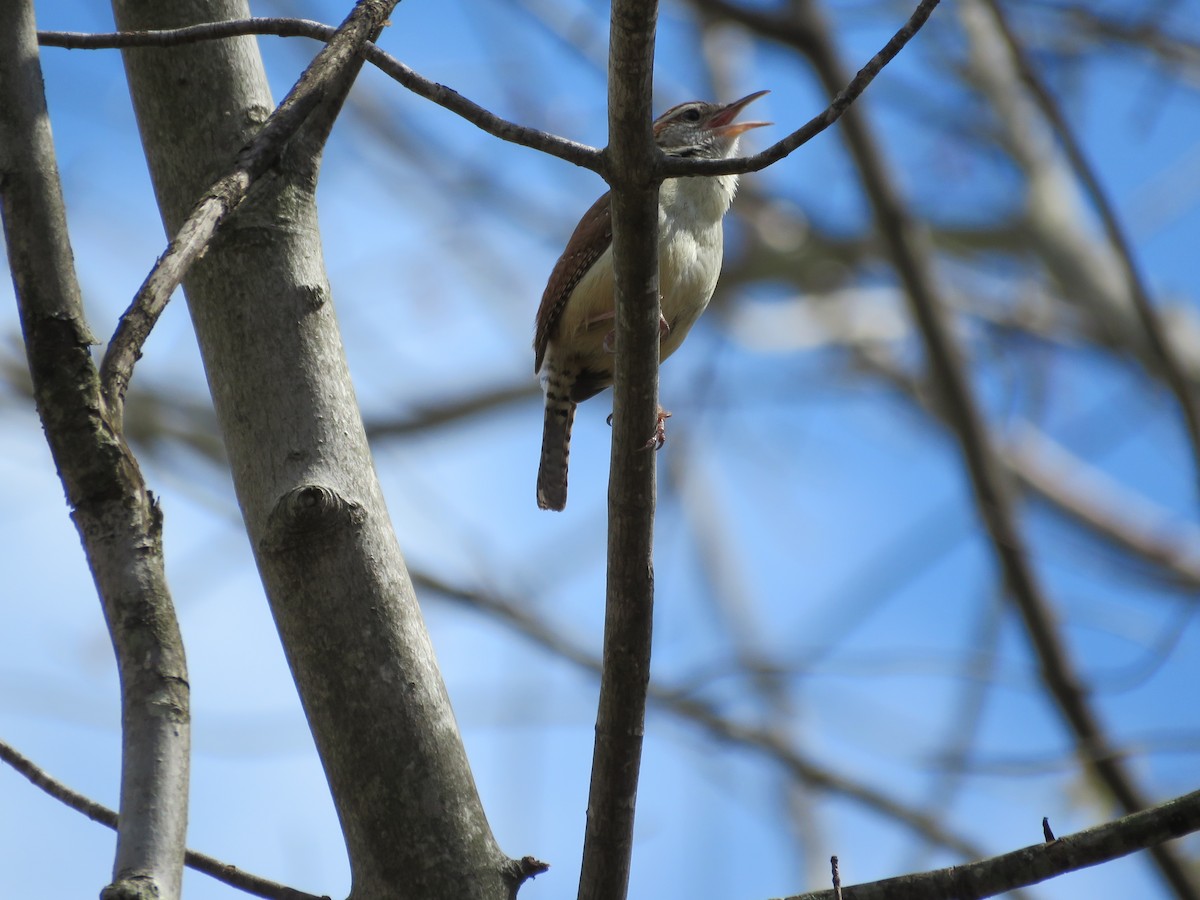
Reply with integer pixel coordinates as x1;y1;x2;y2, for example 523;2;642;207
260;483;365;554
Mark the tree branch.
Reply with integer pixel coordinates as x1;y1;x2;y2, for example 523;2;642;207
575;4;661;900
783;789;1200;900
97;1;402;420
0;740;327;900
37;18;601;172
659;0;943;178
109;1;523;896
0;4;189;898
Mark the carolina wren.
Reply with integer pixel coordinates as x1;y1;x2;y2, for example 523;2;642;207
533;91;769;510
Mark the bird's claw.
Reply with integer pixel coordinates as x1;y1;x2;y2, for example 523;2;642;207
643;409;671;450
606;409;672;450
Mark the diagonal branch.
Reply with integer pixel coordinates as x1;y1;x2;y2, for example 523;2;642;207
660;0;943;178
783;788;1200;900
97;1;401;420
857;343;1200;590
0;740;327;900
0;4;189;898
787;792;1200;900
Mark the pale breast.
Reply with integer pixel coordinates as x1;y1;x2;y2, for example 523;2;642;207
539;171;738;380
658;220;723;362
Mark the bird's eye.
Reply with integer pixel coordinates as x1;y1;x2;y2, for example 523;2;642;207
683;107;702;122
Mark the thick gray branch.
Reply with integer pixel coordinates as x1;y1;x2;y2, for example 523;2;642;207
99;2;399;419
109;2;532;898
0;4;189;899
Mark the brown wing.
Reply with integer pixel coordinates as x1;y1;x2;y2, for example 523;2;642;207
533;192;613;373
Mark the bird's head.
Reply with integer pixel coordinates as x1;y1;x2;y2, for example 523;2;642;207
653;90;770;159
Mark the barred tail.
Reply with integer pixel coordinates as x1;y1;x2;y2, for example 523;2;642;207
537;390;576;511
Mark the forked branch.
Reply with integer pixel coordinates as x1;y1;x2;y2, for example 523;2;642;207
96;0;400;419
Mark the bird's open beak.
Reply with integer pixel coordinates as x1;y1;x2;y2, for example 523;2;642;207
708;90;771;137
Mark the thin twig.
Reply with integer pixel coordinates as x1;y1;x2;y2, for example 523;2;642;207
37;19;601;172
0;740;327;900
36;2;944;183
979;0;1200;510
661;0;943;177
781;789;1200;900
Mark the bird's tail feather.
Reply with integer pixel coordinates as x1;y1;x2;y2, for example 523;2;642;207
537;391;576;511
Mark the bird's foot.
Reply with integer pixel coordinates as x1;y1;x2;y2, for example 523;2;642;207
606;407;671;449
643;408;671;450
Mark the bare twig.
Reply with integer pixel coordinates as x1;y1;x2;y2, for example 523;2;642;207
37;19;601;171
40;16;326;48
36;0;942;184
782;789;1200;900
96;1;401;419
979;0;1200;509
661;0;943;177
0;740;327;900
0;6;189;898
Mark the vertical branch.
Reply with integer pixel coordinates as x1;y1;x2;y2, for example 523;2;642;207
0;3;189;900
108;3;529;899
576;1;660;899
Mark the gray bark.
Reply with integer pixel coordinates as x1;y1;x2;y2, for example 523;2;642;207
0;3;190;899
108;2;523;897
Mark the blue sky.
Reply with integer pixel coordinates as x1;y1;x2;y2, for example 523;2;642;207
3;1;1200;899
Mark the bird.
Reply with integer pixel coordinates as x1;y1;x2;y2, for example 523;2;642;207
533;90;769;511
